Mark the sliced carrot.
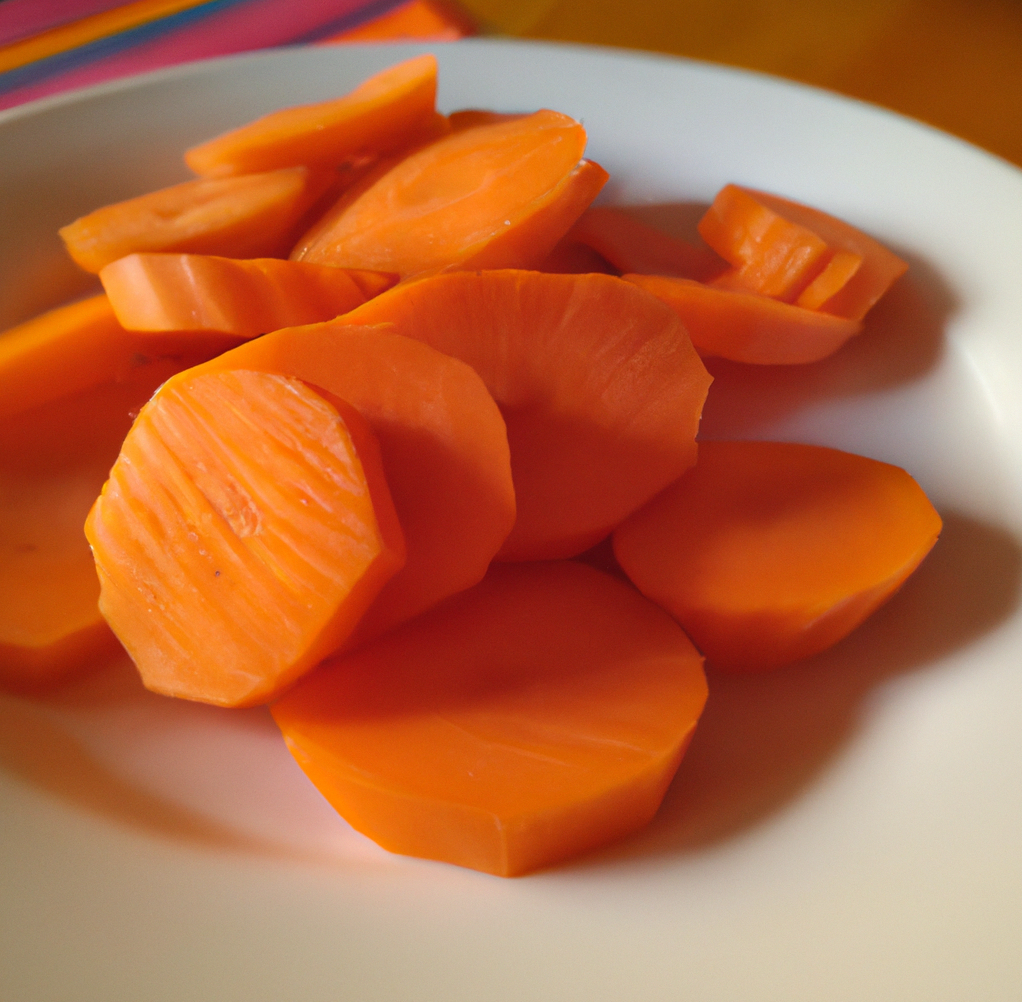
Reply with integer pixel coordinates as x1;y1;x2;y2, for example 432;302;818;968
0;294;240;420
567;205;725;281
175;324;515;643
100;253;395;337
795;248;863;310
623;273;862;365
59;166;335;274
271;561;707;877
612;441;942;671
342;270;712;560
85;369;406;707
539;236;618;275
448;109;526;130
184;54;442;176
294;111;602;277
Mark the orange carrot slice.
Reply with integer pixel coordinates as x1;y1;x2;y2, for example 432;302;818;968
271;561;707;877
623;273;863;364
176;324;515;643
86;369;406;707
59;166;335;274
100;253;394;337
448;109;526;131
184;54;441;176
342;270;712;560
294;111;603;277
613;441;942;671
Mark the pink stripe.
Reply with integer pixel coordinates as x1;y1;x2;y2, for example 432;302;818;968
0;0;131;46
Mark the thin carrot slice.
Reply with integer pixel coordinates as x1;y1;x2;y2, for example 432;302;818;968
271;561;707;877
0;294;241;420
175;324;515;643
699;185;833;302
623;273;862;365
448;109;526;131
613;441;942;671
294;111;600;277
58;166;335;274
567;205;725;281
342;270;712;560
794;248;863;310
743;187;909;320
100;253;395;337
86;369;406;707
184;55;441;176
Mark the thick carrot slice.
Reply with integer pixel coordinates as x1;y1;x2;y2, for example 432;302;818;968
613;441;942;671
623;273;862;365
342;270;712;560
175;324;515;643
85;369;405;707
59;166;334;273
271;561;707;877
100;253;394;337
294;111;601;277
742;187;909;320
184;54;441;176
0;294;241;420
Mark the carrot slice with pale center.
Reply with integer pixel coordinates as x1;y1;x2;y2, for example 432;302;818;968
86;369;405;707
271;561;707;877
184;54;441;177
342;270;712;560
612;440;942;671
100;253;394;337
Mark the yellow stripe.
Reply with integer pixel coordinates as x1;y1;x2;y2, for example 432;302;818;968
0;0;215;75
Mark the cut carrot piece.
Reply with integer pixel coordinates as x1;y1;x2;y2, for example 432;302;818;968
567;205;725;281
86;369;405;707
184;55;441;177
342;270;712;560
613;441;942;671
539;236;618;274
294;111;601;277
271;561;707;877
0;294;241;420
795;248;863;310
100;253;395;337
624;274;862;365
175;324;515;643
742;187;909;320
59;166;335;274
448;109;526;130
321;0;477;43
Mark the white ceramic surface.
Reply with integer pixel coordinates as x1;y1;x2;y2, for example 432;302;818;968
1;40;1020;1002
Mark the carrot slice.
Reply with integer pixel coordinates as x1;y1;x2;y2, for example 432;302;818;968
342;270;711;559
184;55;442;176
294;111;602;277
623;273;862;365
85;369;405;707
612;441;942;671
59;166;335;274
448;109;526;130
271;561;707;877
100;253;394;337
174;324;515;643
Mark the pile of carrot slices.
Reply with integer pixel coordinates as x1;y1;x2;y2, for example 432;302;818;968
0;54;939;874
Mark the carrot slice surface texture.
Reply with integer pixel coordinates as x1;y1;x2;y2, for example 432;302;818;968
86;369;405;707
342;270;712;560
294;111;602;276
100;254;394;337
612;441;942;671
148;325;514;644
271;561;707;877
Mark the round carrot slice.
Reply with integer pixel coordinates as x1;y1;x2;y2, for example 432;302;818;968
612;440;942;671
271;561;707;877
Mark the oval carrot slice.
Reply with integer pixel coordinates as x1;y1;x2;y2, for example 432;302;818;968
613;440;942;671
623;273;862;365
86;369;406;707
294;110;599;277
59;166;335;274
342;270;712;560
271;561;708;877
184;54;442;176
100;253;394;337
176;324;515;643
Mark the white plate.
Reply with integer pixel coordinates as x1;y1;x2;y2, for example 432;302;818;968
2;40;1021;1002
